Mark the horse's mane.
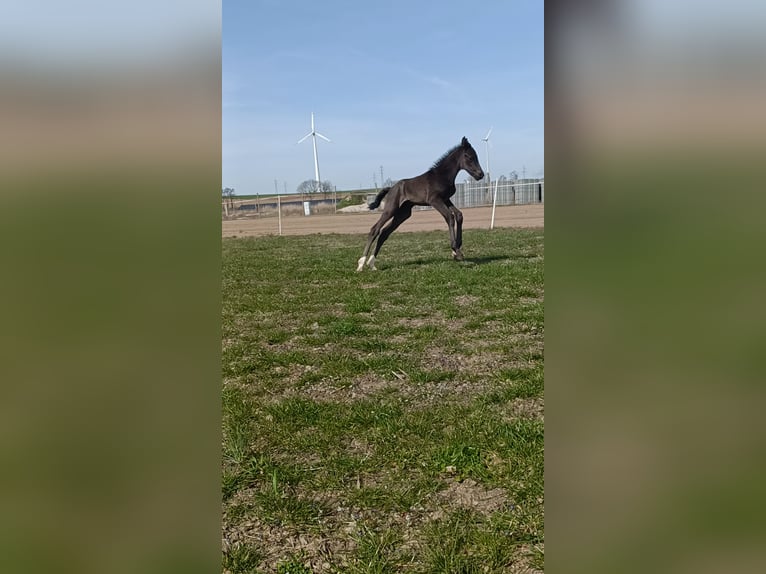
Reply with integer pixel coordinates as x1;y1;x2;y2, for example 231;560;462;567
430;144;462;170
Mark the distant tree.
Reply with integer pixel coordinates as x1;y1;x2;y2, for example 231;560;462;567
297;180;313;195
222;187;235;211
383;178;395;188
296;179;333;196
509;171;519;183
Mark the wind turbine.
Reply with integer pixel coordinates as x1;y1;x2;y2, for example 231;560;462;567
482;126;493;188
298;112;331;194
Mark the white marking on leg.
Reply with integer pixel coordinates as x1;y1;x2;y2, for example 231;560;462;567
356;256;367;272
367;255;377;270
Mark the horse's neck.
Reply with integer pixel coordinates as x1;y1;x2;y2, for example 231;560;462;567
436;152;461;183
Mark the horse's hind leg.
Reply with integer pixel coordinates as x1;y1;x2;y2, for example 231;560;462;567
357;209;395;271
368;205;413;270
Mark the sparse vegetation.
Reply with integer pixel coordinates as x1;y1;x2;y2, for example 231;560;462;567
336;193;369;210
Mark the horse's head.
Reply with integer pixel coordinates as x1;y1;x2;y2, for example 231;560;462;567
459;137;485;180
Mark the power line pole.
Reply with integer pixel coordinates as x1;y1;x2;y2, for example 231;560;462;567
380;165;384;186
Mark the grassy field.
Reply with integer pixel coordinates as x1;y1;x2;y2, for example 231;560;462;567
222;228;544;573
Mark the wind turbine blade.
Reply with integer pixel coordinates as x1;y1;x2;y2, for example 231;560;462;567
316;132;331;142
298;132;312;144
311;112;315;130
483;126;493;141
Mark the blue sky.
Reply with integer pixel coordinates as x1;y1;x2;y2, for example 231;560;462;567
223;0;543;194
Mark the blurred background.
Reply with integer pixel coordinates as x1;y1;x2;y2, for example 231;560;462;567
547;1;766;573
0;2;221;573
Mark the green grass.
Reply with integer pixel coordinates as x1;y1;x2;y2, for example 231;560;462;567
276;557;313;574
223;543;263;574
222;228;544;572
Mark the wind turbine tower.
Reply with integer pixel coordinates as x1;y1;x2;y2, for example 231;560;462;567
298;112;331;194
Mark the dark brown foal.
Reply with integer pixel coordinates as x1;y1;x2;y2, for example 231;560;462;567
357;137;484;271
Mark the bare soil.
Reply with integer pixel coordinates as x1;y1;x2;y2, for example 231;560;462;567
223;204;543;237
434;478;510;515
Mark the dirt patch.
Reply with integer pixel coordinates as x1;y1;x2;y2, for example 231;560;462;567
395;314;468;331
406;379;497;408
352;373;394;397
283;373;395;404
223;516;355;572
279;369;494;409
433;478;510;515
422;347;507;376
508;397;545;420
464;329;543;356
272;363;318;386
347;437;374;458
395;316;432;329
507;549;544;574
454;294;480;307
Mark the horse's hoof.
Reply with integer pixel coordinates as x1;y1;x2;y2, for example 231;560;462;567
452;250;464;261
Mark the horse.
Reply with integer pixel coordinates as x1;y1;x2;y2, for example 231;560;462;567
356;136;484;271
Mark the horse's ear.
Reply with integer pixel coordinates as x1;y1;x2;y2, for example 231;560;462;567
461;136;468;147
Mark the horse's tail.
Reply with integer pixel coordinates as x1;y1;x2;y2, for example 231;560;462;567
368;186;391;210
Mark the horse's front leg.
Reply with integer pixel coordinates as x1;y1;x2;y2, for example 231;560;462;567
431;199;459;259
446;201;464;260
